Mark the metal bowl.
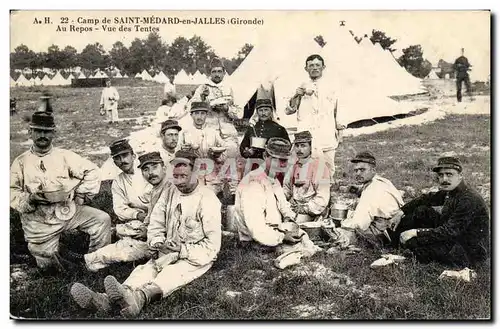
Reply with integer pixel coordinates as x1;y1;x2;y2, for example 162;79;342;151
42;189;72;203
330;203;349;220
250;137;267;149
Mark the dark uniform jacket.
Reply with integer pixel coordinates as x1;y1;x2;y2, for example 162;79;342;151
453;56;471;77
239;120;290;159
401;181;489;263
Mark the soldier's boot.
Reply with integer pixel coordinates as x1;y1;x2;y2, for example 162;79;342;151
70;282;111;315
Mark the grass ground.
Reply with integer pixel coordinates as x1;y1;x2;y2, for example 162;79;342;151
9;84;491;320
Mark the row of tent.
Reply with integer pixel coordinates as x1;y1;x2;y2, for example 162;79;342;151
135;69;217;86
10;70;131;87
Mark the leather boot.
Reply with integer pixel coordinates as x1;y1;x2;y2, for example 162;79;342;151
121;282;163;318
70;282;111;314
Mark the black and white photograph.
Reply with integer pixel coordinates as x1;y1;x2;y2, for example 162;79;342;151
9;9;491;320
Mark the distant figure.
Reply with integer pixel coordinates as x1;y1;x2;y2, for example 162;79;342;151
453;48;472;102
100;79;120;123
155;96;177;122
10;98;17;115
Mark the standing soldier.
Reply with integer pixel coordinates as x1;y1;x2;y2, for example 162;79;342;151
100;78;120;123
453;48;472;102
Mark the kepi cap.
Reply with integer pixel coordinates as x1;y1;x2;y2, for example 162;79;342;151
190;101;210;113
138;152;164;169
109;139;133;158
265;137;292;159
432;156;463;173
171;149;198;167
255;99;274;111
29;111;56;130
160;119;182;134
294;131;312;144
350;151;376;166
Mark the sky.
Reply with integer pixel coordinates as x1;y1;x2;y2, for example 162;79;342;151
10;10;490;80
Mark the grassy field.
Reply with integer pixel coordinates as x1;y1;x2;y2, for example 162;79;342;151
9;84;491;320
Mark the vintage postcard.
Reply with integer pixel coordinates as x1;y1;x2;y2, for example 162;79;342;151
10;10;491;320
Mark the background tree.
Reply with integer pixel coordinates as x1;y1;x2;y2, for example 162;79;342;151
142;32;169;73
370;29;397;52
165;36;192;78
398;45;432;78
109;41;131;73
60;46;78;72
78;42;108;71
127;38;146;75
10;44;36;72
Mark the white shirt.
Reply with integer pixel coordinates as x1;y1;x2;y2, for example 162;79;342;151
342;174;404;233
287;77;345;151
234;172;295;246
100;86;120;110
111;166;151;222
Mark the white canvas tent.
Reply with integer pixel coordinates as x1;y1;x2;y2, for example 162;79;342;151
93;70;108;78
41;75;52;86
16;74;29;87
191;70;208;85
173;69;190;85
10;77;16;87
154;71;169;84
426;70;439;79
51;71;70;85
123;74;129;78
77;72;86;79
228;31;417;130
141;69;153;81
134;72;141;78
115;71;123;78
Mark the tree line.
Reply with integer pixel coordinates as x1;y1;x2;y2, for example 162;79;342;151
11;29;432;80
10;32;254;79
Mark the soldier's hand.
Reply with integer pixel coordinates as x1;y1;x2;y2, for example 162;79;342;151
295;87;306;97
283;230;303;244
243;147;255;157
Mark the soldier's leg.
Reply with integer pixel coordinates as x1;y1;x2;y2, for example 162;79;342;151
456;76;463;102
66;205;112;253
84;237;149;272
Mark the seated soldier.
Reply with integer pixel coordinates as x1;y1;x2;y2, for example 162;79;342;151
392;156;489;267
240;99;290;160
67;150;221;317
339;152;404;247
10;111;110;273
283;131;330;222
108;139;151;225
179;101;226;159
234;137;301;247
77;152;171;273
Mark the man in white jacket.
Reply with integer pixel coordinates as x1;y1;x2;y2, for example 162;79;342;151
187;58;242;157
179;101;226;159
80;149;168;273
67;150;222;317
100;79;120;123
10;111;111;272
234;137;302;247
283;131;331;222
340;152;404;246
286;54;347;185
